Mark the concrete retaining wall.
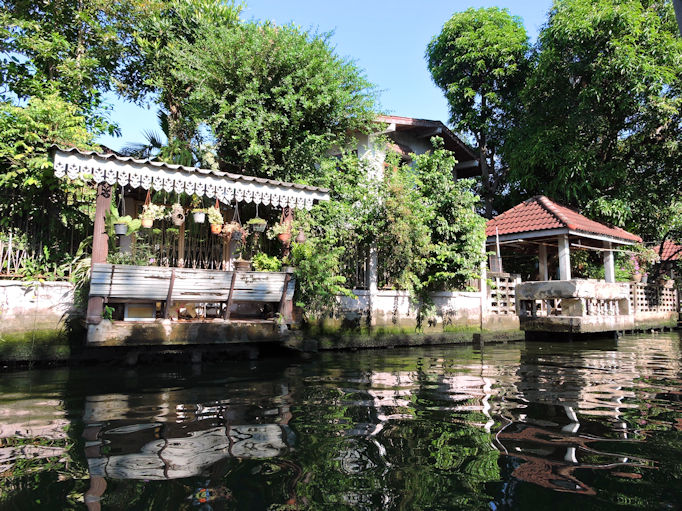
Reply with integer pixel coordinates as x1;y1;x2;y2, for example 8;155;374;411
0;280;75;335
336;288;519;332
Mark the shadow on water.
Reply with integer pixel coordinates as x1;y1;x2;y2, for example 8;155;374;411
0;333;681;510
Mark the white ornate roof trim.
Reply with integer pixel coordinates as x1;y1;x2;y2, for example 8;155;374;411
52;148;330;210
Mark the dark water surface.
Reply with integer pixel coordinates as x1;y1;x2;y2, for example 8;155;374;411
1;334;681;510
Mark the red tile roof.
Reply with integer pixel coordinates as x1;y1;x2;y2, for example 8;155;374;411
486;196;642;243
653;240;682;261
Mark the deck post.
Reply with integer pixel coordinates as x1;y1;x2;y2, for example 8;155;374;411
86;183;112;325
279;268;294;324
538;244;549;281
603;241;615;283
177;222;185;268
224;270;238;320
558;234;571;280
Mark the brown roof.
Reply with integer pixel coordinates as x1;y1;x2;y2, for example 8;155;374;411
375;115;477;163
486;196;642;243
653;240;682;261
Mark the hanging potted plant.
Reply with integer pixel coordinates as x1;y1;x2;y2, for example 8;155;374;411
190;196;206;223
267;221;291;243
247;217;267;233
192;208;207;224
170;203;185;226
220;222;246;241
140;204;166;228
207;203;224;234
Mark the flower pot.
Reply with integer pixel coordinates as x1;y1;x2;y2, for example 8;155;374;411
231;230;243;241
250;222;266;233
114;223;128;236
277;232;291;244
193;211;206;224
633;272;642;283
141;218;154;229
234;260;252;271
210;223;222;234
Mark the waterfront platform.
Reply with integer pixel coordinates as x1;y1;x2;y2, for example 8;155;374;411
516;279;678;338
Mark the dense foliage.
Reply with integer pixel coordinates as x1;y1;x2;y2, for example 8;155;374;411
175;21;377;182
506;0;682;240
426;7;530;218
291;138;485;320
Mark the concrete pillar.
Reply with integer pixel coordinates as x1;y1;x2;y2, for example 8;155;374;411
538;244;549;281
603;241;615;283
558;234;571;280
367;244;378;326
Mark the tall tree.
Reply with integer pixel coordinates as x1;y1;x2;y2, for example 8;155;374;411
128;0;242;146
175;21;377;182
426;7;530;218
0;0;145;134
506;0;682;239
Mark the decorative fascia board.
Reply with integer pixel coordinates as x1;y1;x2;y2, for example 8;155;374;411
53;151;330;210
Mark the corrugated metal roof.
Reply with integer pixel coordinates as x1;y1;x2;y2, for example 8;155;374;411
51;145;330;194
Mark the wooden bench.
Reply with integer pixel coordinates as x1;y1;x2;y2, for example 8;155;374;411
90;263;295;321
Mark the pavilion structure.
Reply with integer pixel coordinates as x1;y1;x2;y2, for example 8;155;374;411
485;196;677;338
52;146;330;349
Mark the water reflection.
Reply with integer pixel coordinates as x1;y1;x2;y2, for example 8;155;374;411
0;334;681;510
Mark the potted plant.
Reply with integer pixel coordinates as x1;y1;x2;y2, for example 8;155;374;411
247;217;267;233
190;196;206;223
170;203;185;226
140;204;166;228
192;208;207;224
220;221;246;241
106;203;142;236
207;205;224;234
267;221;291;243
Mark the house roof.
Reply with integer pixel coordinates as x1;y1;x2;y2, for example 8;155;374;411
653;240;682;261
375;115;478;166
486;196;642;244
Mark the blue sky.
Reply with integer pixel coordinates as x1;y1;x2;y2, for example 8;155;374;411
97;0;554;151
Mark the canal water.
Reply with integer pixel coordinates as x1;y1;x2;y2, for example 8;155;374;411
1;334;681;510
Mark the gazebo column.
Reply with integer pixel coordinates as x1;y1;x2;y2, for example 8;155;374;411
603;241;615;283
538;244;549;281
86;183;112;324
558;234;571;280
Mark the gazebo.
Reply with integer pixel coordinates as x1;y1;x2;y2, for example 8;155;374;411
52;146;330;347
485;196;642;282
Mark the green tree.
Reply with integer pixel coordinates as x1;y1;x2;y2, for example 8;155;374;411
0;94;96;268
426;7;530;218
127;0;242;146
0;0;145;133
414;138;487;290
506;0;682;238
175;21;377;182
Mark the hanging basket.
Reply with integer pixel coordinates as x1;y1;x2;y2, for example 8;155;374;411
250;222;266;233
141;218;154;229
193;211;206;224
210;223;222;234
114;223;128;236
171;211;185;226
277;232;291;244
231;230;244;241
